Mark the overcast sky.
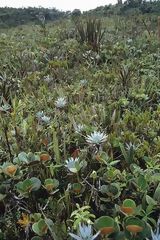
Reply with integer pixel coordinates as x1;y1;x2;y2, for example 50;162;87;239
0;0;116;11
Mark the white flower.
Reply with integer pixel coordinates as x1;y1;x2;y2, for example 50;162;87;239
38;14;45;24
69;224;100;240
36;111;44;120
1;33;7;39
41;115;50;124
36;111;50;124
80;79;88;86
65;157;82;173
147;218;160;240
126;142;137;151
44;75;53;83
55;97;67;109
127;38;133;44
0;103;11;112
86;131;107;145
74;124;84;133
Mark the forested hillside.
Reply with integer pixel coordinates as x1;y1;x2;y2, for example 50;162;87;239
0;0;160;28
0;7;66;28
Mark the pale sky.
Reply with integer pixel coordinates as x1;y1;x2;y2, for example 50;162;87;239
0;0;116;11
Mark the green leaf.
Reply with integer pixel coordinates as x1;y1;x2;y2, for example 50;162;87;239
123;199;136;208
137;175;147;191
119;143;128;162
45;218;57;239
52;128;60;164
100;183;121;199
151;173;160;182
32;222;42;236
0;193;6;201
31;213;42;222
146;195;157;206
18;152;28;163
153;183;160;202
16;181;24;193
30;177;41;191
95;216;115;229
31;237;42;240
23;179;33;192
32;219;48;236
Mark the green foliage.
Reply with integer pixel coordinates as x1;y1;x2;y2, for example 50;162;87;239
70;204;96;229
0;11;160;240
16;177;41;197
75;18;105;51
0;7;66;28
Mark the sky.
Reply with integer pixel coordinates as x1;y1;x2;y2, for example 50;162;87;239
0;0;117;11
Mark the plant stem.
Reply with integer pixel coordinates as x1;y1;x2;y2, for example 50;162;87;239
4;126;12;160
76;172;80;182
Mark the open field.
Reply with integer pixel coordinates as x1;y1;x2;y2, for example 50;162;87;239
0;14;160;239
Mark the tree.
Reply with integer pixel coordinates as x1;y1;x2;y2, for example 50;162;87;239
72;9;81;18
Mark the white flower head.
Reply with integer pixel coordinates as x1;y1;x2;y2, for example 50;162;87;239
127;38;133;44
69;223;100;240
44;75;53;83
147;218;160;240
36;111;50;124
126;142;139;152
1;33;7;38
74;124;84;133
80;79;88;86
38;14;45;24
86;131;107;145
41;115;50;124
36;111;44;120
65;157;82;173
0;103;11;112
55;97;67;109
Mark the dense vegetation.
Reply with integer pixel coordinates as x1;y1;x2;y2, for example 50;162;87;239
88;0;160;16
0;7;66;28
0;0;160;28
0;6;160;240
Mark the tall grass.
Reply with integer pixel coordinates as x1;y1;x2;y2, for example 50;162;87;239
75;18;105;51
158;16;160;41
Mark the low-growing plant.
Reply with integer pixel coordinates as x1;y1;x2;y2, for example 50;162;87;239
0;11;160;240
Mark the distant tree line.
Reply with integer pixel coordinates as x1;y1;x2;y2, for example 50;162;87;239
0;7;67;28
85;0;160;17
0;1;160;28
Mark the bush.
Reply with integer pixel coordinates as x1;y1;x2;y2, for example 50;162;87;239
75;18;105;51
